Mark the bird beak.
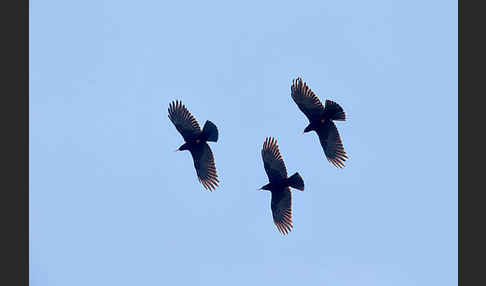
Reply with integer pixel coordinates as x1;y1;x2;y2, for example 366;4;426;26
173;148;179;152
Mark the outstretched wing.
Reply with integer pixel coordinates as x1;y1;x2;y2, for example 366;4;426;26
291;77;325;121
317;121;348;168
189;142;219;191
271;188;293;235
261;137;288;183
168;100;201;141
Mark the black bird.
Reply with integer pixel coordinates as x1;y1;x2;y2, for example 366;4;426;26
291;77;348;168
260;137;305;235
168;100;219;191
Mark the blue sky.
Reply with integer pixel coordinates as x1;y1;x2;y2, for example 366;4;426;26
30;0;457;285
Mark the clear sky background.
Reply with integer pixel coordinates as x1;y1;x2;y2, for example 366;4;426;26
30;0;457;285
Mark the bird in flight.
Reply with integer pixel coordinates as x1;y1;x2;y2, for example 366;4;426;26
291;77;348;168
260;137;305;235
168;100;219;191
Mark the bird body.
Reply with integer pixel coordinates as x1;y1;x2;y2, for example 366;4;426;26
291;77;348;168
260;172;305;191
168;100;219;191
260;137;305;235
177;120;218;150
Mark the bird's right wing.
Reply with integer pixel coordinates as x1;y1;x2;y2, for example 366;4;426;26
291;77;325;121
317;121;348;168
271;188;293;235
189;142;219;191
262;137;288;183
168;100;201;141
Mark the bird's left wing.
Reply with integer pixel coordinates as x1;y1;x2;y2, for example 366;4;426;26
190;142;219;191
291;77;325;121
317;121;348;168
271;188;293;235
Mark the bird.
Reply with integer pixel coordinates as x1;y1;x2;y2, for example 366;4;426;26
291;77;348;168
168;100;219;191
259;137;305;235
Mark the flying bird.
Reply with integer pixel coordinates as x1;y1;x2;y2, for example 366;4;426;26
168;100;219;191
260;137;305;235
291;77;348;168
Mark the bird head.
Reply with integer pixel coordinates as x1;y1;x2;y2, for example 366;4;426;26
303;125;313;134
174;143;189;152
259;183;271;191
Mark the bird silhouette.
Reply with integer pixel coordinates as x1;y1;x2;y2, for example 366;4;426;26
260;137;305;235
291;77;348;168
168;100;219;191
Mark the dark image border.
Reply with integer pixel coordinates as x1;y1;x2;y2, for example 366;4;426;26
1;1;29;285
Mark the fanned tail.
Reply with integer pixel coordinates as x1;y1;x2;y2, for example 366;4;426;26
201;120;219;142
324;100;346;121
287;172;304;191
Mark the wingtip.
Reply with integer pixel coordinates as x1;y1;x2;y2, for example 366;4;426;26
328;157;346;168
199;176;219;192
275;221;292;235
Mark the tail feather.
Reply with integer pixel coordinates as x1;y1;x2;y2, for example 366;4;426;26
287;172;304;191
201;120;219;142
324;99;346;121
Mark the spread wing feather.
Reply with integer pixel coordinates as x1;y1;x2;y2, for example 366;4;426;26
190;142;219;191
317;121;348;168
271;188;293;235
291;77;325;121
168;100;201;141
261;137;288;183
